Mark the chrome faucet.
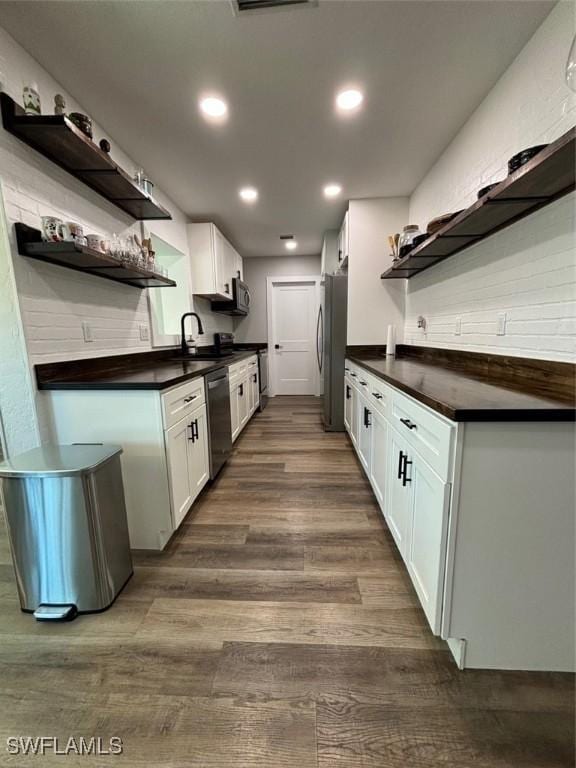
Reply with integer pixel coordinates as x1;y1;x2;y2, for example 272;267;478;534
180;312;204;356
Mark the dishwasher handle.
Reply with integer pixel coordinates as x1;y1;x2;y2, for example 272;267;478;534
208;376;227;389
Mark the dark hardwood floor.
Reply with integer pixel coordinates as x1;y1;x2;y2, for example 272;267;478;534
0;396;573;766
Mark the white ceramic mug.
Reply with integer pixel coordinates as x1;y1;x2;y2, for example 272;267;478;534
41;216;63;242
86;234;103;252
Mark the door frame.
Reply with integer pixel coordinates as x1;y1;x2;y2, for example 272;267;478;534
266;275;322;397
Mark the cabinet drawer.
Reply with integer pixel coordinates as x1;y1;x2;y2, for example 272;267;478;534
390;390;454;480
162;378;205;430
366;374;390;418
229;360;248;380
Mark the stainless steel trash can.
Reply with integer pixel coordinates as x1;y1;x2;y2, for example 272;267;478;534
0;444;133;621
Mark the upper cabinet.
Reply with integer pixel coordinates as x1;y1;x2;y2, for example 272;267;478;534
338;210;350;267
320;230;339;276
187;223;243;300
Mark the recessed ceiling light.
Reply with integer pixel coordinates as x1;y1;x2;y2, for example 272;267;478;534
285;240;298;251
199;95;228;120
336;88;363;112
323;183;342;198
239;187;258;203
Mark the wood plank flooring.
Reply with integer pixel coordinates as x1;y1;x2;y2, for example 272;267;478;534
0;395;573;767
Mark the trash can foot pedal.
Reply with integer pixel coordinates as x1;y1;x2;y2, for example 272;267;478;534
33;604;78;621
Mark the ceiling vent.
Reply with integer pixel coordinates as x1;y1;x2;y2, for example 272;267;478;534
234;0;316;13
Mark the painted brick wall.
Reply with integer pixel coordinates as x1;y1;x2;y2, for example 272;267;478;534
0;25;231;368
405;2;576;361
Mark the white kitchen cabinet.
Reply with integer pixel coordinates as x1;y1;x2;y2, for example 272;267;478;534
44;377;210;551
230;383;240;441
188;223;243;300
344;379;353;432
228;355;258;442
238;379;250;427
165;417;194;528
249;366;259;415
405;450;450;634
338;210;350;266
385;426;412;556
357;391;372;474
321;230;339;276
344;357;576;672
369;406;388;511
165;401;209;529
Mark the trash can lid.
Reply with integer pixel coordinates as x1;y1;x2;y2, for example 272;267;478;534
0;444;123;478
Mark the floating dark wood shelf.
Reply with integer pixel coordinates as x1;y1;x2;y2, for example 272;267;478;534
381;126;575;280
15;223;176;289
1;93;171;221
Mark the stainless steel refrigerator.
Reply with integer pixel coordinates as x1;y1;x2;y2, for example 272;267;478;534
317;273;348;431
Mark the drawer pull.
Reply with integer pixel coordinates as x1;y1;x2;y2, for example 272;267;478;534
350;373;357;378
363;407;371;427
359;380;367;386
184;395;198;403
402;458;413;486
346;385;351;400
400;417;417;430
372;392;383;400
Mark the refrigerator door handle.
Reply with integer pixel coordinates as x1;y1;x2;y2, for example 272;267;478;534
316;304;323;373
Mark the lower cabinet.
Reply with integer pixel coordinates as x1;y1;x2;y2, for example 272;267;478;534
344;381;353;432
345;359;453;636
357;395;372;473
369;407;388;509
229;355;259;443
385;426;412;555
405;451;450;633
165;402;209;529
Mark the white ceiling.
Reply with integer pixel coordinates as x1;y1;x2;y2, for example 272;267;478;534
0;0;554;256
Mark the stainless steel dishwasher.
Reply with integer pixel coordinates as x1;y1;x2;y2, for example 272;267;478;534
205;367;233;479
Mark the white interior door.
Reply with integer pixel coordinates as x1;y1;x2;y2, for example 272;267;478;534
268;278;319;396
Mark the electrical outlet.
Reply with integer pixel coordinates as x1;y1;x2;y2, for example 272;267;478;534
82;321;94;342
496;312;507;336
455;317;462;336
139;324;149;341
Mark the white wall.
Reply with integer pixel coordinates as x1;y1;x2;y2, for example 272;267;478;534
0;24;231;368
405;2;576;361
235;255;321;342
347;197;408;346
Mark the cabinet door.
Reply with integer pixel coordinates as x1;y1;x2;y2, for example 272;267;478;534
188;406;210;501
357;396;372;474
213;227;231;298
405;453;450;634
250;370;259;413
341;210;350;262
344;379;353;432
350;384;359;447
165;418;194;529
234;251;243;281
385;427;412;557
238;378;250;428
369;407;388;513
230;384;240;442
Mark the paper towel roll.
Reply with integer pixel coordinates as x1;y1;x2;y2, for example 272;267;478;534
386;325;396;356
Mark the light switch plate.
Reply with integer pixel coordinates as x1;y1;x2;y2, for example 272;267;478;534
139;324;149;341
82;321;94;342
496;312;507;336
455;317;462;336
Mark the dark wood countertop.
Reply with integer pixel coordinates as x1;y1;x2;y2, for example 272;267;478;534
35;349;259;391
347;348;575;423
